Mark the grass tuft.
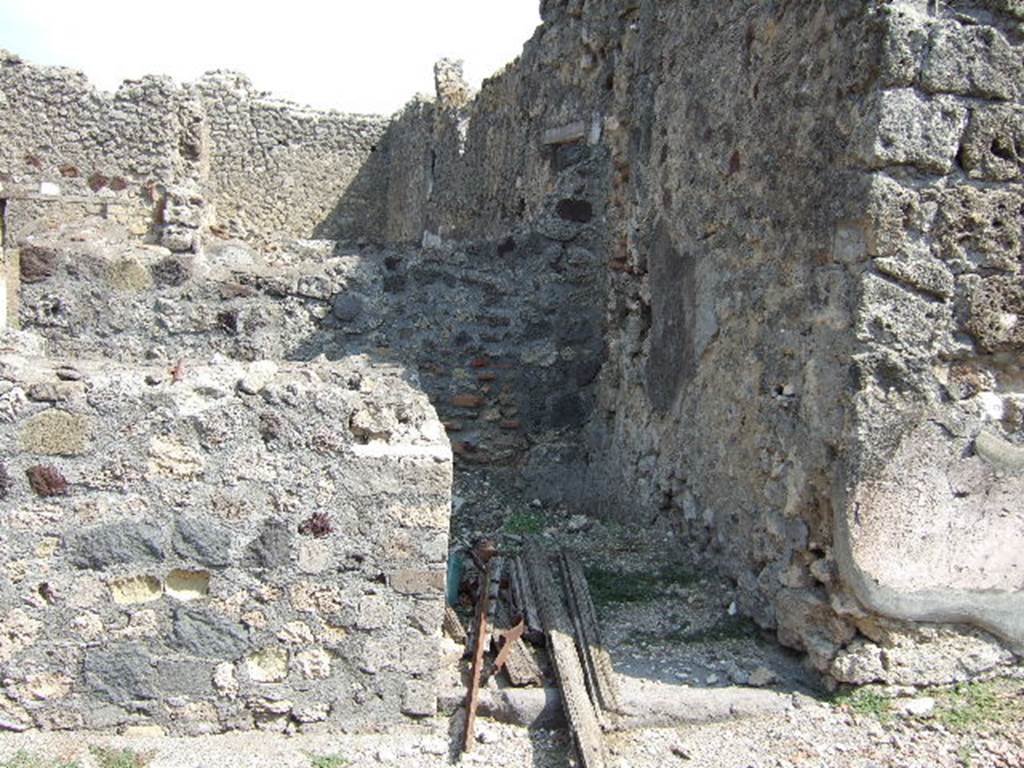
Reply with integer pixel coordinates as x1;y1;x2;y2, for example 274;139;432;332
88;747;151;768
833;687;893;723
935;680;1024;733
503;510;546;535
585;563;698;606
307;754;350;768
0;752;79;768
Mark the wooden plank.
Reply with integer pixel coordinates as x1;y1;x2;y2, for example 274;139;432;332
523;546;607;768
442;604;467;645
487;556;505;622
491;597;545;687
510;556;541;634
559;550;625;719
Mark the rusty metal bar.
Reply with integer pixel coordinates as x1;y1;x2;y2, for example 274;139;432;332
462;557;491;753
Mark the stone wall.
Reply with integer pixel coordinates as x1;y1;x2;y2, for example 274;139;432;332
15;215;606;524
833;0;1024;682
582;0;881;675
383;0;867;657
0;50;193;244
1;0;1021;698
0;51;390;249
0;342;451;734
374;0;1023;684
194;73;389;245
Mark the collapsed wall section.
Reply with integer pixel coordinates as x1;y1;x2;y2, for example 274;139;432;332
0;346;451;733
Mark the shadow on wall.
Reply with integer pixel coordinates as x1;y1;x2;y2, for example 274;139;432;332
312;97;432;246
292;104;612;511
310;139;391;243
282;235;608;513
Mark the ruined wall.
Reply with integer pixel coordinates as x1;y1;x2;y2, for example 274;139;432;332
376;0;1023;683
195;74;389;244
0;346;451;733
0;50;197;243
376;41;620;505
572;0;880;676
3;0;1022;694
573;0;1023;682
832;0;1024;681
15;216;606;522
0;52;389;250
380;0;869;661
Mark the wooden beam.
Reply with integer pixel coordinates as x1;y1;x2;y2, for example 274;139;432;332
559;550;625;721
523;546;607;768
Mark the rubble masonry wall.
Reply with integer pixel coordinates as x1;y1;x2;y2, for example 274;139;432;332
0;51;389;249
377;0;1024;684
0;349;451;733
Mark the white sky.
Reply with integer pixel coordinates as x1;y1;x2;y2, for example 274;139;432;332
0;0;541;115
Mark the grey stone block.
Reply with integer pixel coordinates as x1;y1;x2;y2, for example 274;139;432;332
171;606;249;658
400;679;436;718
922;21;1021;101
172;517;233;568
153;657;215;696
68;521;166;569
83;644;158;704
242;519;292;571
331;293;364;322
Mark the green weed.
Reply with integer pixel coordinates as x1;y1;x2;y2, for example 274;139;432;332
307;754;350;768
88;747;151;768
585;564;698;606
0;752;79;768
936;680;1024;733
503;510;546;535
833;687;893;722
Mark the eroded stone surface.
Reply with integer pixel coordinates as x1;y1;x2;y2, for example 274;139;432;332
0;347;451;733
0;0;1020;731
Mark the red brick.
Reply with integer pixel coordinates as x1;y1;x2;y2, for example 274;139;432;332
477;371;497;382
452;394;485;408
469;356;491;369
443;421;464;432
500;420;521;431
